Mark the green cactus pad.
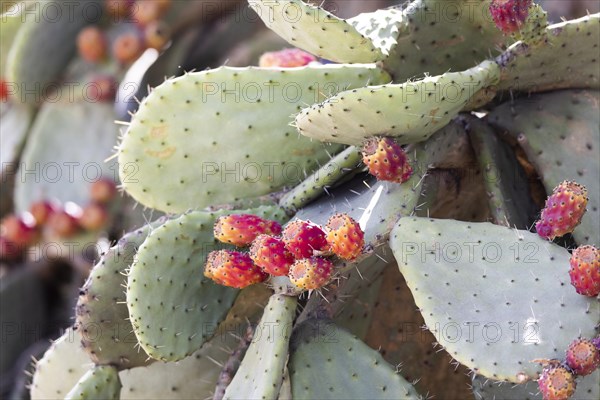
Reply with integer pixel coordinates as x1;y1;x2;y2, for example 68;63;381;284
487;90;599;245
118;64;390;213
65;365;122;400
295;60;500;145
6;0;100;104
127;206;287;362
0;2;25;77
390;217;599;382
76;220;168;370
14;100;119;213
471;370;600;400
30;327;240;400
288;319;420;399
497;14;600;93
465;115;538;228
279;146;362;213
223;294;298;399
248;0;383;63
350;0;506;82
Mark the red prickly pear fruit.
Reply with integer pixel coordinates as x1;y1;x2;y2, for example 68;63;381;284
568;245;600;297
1;215;37;247
288;257;334;290
249;235;295;276
86;75;117;103
535;181;588;240
105;0;133;20
90;178;118;204
537;366;576;400
133;0;164;26
565;338;600;376
282;220;329;259
47;210;80;238
325;213;364;261
29;201;57;225
0;236;23;262
214;214;281;247
112;32;144;64
0;79;9;102
78;204;109;231
489;0;532;34
259;48;317;68
144;20;170;50
204;250;267;288
361;137;413;183
77;26;107;63
592;336;600;351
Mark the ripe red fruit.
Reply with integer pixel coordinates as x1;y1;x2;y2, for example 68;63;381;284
77;26;107;63
489;0;532;34
78;204;109;231
1;215;37;247
565;338;600;376
288;257;334;290
90;178;117;204
536;181;588;240
325;213;364;261
29;201;57;225
569;245;600;297
361;137;413;183
86;75;117;103
112;32;144;64
282;220;328;259
47;210;80;238
249;235;295;276
214;214;281;247
204;250;267;289
538;366;576;400
259;48;317;68
0;79;9;101
144;20;170;50
0;236;23;262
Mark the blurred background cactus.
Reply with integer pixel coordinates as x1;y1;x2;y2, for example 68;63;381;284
0;0;599;399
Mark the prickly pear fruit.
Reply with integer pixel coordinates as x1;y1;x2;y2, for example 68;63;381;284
259;48;317;68
112;32;144;64
144;20;170;50
489;0;532;34
77;26;107;63
535;181;588;240
214;214;281;247
29;201;57;225
90;179;117;204
105;0;132;20
537;366;576;400
204;250;267;289
86;75;117;103
288;257;334;290
565;338;600;376
46;210;80;238
78;204;109;231
249;235;295;276
361;137;413;183
0;79;8;101
569;245;600;297
282;220;329;259
325;213;364;261
1;215;37;246
133;0;162;26
0;236;22;262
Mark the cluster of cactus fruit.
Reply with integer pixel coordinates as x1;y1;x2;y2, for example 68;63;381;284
1;0;596;398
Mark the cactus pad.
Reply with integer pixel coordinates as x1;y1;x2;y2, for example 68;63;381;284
76;221;166;370
390;217;599;382
295;60;500;145
223;294;297;399
118;64;390;213
496;14;600;93
288;319;420;399
248;0;383;63
127;206;286;361
65;365;122;400
487;89;599;245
